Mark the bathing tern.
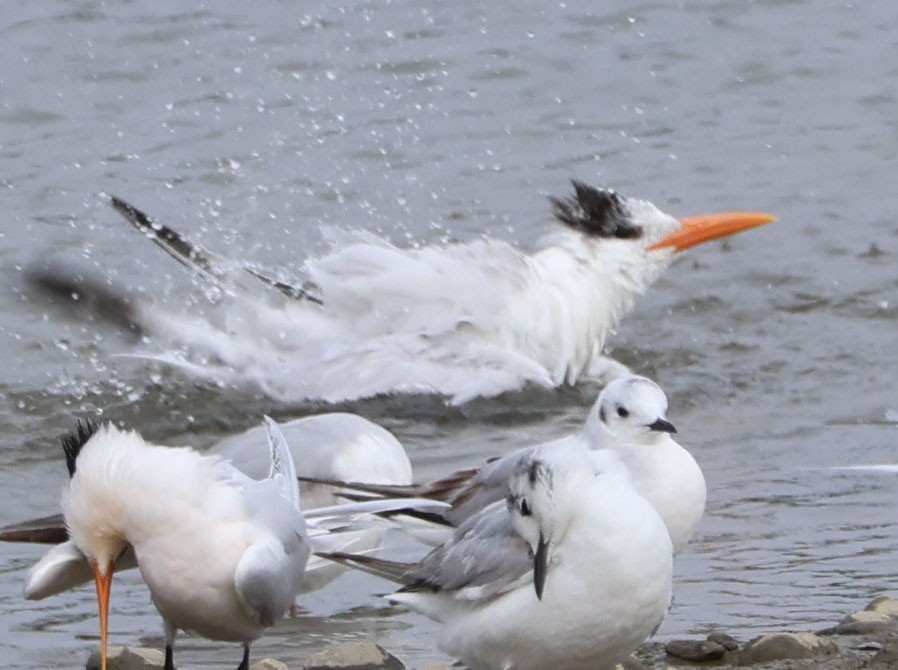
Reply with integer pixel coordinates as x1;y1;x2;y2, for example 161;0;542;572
34;181;773;404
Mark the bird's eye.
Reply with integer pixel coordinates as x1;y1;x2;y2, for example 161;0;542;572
616;405;629;418
520;499;532;516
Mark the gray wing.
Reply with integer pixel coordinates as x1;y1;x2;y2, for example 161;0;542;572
402;500;533;598
235;479;310;626
443;446;531;524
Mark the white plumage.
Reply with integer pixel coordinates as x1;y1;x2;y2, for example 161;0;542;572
89;184;773;404
325;442;673;670
332;375;706;554
17;412;413;601
61;420;310;670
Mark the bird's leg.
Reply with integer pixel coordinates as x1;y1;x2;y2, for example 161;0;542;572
163;622;177;670
237;643;250;670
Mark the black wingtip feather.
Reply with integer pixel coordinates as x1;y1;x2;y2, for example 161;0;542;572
110;195;326;305
109;196;211;272
62;419;100;478
550;180;642;240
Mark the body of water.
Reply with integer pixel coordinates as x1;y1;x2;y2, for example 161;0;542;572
0;1;896;667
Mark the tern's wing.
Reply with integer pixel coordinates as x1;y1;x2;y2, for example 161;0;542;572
235;534;305;627
110;196;323;304
25;540;139;600
263;416;301;510
236;479;311;625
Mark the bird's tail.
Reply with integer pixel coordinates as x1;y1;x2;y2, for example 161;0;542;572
0;513;67;545
315;550;416;586
300;466;481;503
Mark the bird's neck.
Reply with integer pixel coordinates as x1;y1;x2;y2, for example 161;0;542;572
69;444;238;552
518;235;671;384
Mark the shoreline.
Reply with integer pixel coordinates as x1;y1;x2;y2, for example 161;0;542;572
83;595;898;670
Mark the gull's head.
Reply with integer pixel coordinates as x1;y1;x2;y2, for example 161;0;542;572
586;375;677;447
506;447;592;601
550;180;775;258
60;420;136;670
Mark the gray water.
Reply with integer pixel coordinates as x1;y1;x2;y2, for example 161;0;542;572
1;1;897;668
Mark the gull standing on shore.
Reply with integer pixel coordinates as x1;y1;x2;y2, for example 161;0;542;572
322;443;673;670
311;375;706;553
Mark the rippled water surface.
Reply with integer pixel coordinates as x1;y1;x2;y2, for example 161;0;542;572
1;1;897;668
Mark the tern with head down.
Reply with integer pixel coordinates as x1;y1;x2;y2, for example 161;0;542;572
60;417;310;670
2;411;415;602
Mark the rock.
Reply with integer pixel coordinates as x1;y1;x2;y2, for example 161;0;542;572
86;646;164;670
303;641;405;670
252;660;289;670
738;632;838;666
666;638;727;662
831;610;896;635
871;639;898;665
866;596;898;618
614;654;647;670
708;632;741;651
418;665;453;670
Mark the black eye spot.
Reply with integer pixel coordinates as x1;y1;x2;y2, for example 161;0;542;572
520;499;532;517
616;405;629;418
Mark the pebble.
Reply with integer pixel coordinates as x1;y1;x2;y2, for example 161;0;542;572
84;647;289;670
253;660;290;670
615;655;648;670
866;596;898;618
666;638;727;662
819;596;898;635
737;632;838;666
85;647;164;670
871;640;898;666
303;641;405;670
708;633;741;651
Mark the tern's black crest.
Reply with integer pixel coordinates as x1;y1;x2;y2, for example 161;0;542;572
550;181;642;240
62;418;100;478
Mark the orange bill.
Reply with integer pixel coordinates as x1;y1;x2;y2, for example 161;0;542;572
648;212;776;252
90;560;114;670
